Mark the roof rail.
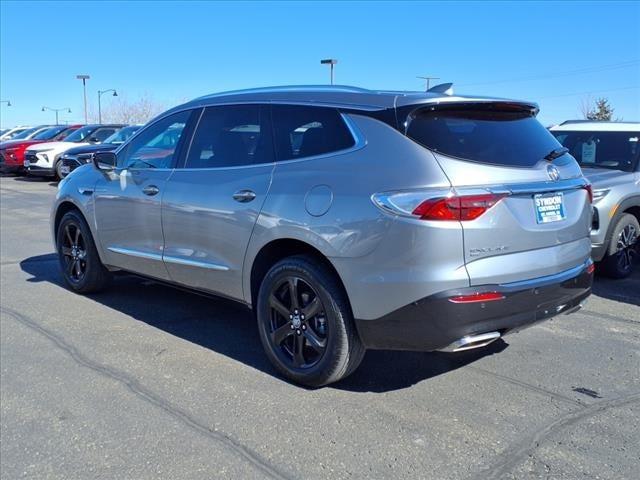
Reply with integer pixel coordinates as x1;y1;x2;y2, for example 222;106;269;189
559;119;624;125
196;85;372;101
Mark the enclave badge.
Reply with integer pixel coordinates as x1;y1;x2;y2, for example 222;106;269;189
547;164;560;181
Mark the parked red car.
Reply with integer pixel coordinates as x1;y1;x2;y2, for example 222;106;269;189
0;124;83;174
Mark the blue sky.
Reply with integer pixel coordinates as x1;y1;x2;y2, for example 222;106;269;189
1;1;639;128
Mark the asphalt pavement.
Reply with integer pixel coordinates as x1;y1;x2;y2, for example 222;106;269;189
1;174;638;479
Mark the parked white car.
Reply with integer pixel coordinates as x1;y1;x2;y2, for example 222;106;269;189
24;124;124;179
0;126;32;141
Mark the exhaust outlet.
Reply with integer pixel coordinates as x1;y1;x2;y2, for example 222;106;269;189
440;331;501;352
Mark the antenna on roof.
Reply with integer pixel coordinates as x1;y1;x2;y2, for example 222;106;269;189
427;82;454;95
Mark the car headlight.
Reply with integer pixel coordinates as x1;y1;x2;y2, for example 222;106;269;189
592;189;610;203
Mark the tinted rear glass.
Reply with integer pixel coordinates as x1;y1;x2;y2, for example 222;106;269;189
406;105;562;167
551;130;639;172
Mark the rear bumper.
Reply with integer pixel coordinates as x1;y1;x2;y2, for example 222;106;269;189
355;260;593;351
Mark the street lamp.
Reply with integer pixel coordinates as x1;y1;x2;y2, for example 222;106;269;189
320;59;338;85
42;106;71;125
417;76;440;91
76;74;90;123
1;100;11;107
97;89;117;124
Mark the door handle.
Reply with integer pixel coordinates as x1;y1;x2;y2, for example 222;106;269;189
142;185;160;196
233;190;256;203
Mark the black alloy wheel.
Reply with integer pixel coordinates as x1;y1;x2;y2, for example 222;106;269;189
267;276;328;369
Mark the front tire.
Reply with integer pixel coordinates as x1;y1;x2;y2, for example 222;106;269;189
54;160;64;181
256;255;365;387
600;213;639;278
56;210;111;293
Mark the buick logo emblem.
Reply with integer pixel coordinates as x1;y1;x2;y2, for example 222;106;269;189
547;165;560;181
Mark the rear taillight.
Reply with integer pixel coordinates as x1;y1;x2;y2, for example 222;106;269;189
372;190;508;222
412;193;507;221
582;184;593;204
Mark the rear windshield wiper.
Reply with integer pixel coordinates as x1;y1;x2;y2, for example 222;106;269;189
544;147;569;161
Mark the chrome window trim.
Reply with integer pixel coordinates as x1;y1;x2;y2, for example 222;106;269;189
487;177;588;195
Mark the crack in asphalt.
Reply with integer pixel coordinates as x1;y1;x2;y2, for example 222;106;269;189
1;305;293;480
581;309;640;325
468;367;587;408
472;391;640;480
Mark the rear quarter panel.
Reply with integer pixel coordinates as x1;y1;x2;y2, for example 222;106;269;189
242;114;458;310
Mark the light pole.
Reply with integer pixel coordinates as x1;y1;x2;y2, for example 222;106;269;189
0;100;11;107
321;59;338;85
417;76;440;91
76;74;90;123
42;106;71;125
97;89;117;124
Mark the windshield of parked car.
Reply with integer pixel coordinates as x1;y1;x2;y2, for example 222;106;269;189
406;104;562;167
12;126;43;139
63;126;96;143
103;126;140;144
32;125;68;140
551;130;639;172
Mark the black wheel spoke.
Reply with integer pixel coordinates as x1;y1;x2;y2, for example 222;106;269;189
64;225;73;246
61;246;73;257
302;296;321;319
74;260;83;278
74;227;81;246
293;334;305;367
67;258;77;277
288;278;299;310
269;295;290;319
303;327;326;353
272;323;293;345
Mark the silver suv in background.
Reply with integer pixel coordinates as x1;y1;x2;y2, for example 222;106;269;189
551;121;640;278
51;86;593;386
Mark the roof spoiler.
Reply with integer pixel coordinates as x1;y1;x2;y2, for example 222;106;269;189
427;82;454;95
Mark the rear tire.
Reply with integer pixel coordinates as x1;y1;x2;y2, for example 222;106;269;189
56;210;111;293
600;213;639;279
256;255;365;387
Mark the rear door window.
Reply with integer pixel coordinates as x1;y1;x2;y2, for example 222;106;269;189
184;105;273;168
405;105;563;167
271;105;355;161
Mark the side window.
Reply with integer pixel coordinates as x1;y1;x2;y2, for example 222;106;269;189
118;111;191;169
92;128;116;142
184;105;273;168
271;105;355;161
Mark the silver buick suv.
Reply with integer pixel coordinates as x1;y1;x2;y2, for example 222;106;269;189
51;86;593;386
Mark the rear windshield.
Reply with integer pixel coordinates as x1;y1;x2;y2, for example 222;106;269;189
406;105;563;167
551;130;639;173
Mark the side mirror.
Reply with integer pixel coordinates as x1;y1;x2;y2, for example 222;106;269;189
92;151;117;171
88;136;100;144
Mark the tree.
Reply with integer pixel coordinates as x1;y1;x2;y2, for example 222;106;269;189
580;97;616;121
93;93;166;124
